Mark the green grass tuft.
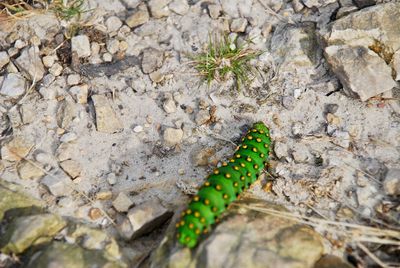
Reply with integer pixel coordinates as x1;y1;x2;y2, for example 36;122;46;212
52;0;89;21
191;34;261;90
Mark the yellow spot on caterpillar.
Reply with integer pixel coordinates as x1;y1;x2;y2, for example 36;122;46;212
236;154;241;158
264;143;269;148
212;207;218;212
233;166;239;170
246;157;252;162
233;182;239;187
247;135;253;140
254;164;259;169
186;237;190;242
256;138;262;143
260;153;265;158
181;212;186;217
180;220;185;226
252;129;257;132
222;162;228;166
240;176;245;181
223;194;229;199
195;228;201;235
194;196;200;201
214;169;219;175
194;211;200;217
240;163;245;167
189;223;194;229
247;172;251;177
225;173;231;179
252;147;258;152
242;145;248;149
200;217;206;223
230;159;235;163
259;130;264;134
205;182;210;186
241;137;245;142
216;185;222;191
186;209;192;214
176;223;180;228
204;199;210;205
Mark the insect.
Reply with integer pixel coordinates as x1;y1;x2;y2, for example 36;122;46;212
176;122;271;248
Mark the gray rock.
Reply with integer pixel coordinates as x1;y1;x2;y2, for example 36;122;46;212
1;136;33;162
331;130;351;149
112;192;134;212
163;98;176;114
163;128;183;147
353;0;376;8
126;7;150;28
41;171;73;197
292;0;304;12
148;0;172;18
69;84;88;104
282;95;295;110
17;161;45;180
105;16;123;33
274;141;289;160
0;51;10;69
106;39;120;54
383;168;400;196
0;73;26;98
142;48;164;74
230;18;248;33
49;62;63;76
220;0;239;18
1;214;66;254
15;46;45;81
169;0;189;15
67;74;81;85
208;4;222;19
151;199;324;268
127;200;172;239
60;160;81;179
71;35;91;58
56;100;77;129
91;95;123;134
336;6;358;19
325;45;396;101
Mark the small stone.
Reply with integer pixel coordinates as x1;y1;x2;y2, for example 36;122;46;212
112;192;133;212
133;125;144;133
149;70;164;83
178;169;185;175
230;18;248;33
163;128;183;147
383;169;400;196
119;41;129;51
332;130;351;149
0;51;10;69
96;191;113;200
163;98;176;114
274;141;288;160
127;200;172;239
106;39;120;54
60;160;81;179
169;0;189;15
49;62;63;76
56;100;77;129
42;55;55;68
0;73;26;98
191;147;216;166
91;95;123;133
195;110;210;125
41;172;73;197
69;84;88;104
292;0;304;12
71;35;91;58
1;136;33;162
208;4;222;19
15;46;45;81
17;161;45;180
148;0;172;18
105;16;123;33
353;0;376;8
107;173;117;185
20;105;35;124
126;9;150;28
142;48;164;74
14;40;27;49
291;144;310;163
88;208;103;220
102;52;113;62
67;74;81;86
326;113;340;125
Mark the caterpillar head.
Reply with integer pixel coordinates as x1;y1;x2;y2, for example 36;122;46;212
253;121;270;134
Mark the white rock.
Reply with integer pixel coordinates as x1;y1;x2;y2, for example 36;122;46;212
163;128;183;147
91;95;123;133
274;141;289;160
112;192;134;212
0;51;10;69
71;35;91;58
133;125;144;133
105;16;123;33
163;98;176;114
0;73;26;98
107;173;117;185
169;0;189;15
107;39;120;54
69;84;88;104
103;53;113;62
14;39;27;49
49;62;63;76
42;55;55;68
60;159;81;179
67;74;81;86
148;0;172;18
15;46;45;81
230;18;248;33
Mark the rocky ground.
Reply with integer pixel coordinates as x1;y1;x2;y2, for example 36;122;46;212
0;0;399;267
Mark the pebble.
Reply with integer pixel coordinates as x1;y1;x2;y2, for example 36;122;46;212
332;130;351;149
149;70;164;83
96;191;113;200
292;0;304;12
69;84;89;104
127;200;172;239
148;0;172;18
107;173;117;185
230;18;248;33
49;62;63;76
163;98;177;114
67;74;81;86
42;55;55;68
71;35;91;58
112;192;134;212
17;161;45;180
142;48;164;74
41;172;73;197
0;51;10;69
126;7;150;28
208;4;222;19
103;52;113;62
91;95;123;133
0;73;26;98
88;208;103;220
163;128;183;147
169;0;189;15
383;168;400;196
1;136;33;162
274;141;289;160
60;159;81;179
105;16;123;33
195;110;210;125
106;39;120;54
133;125;144;133
15;46;45;81
291;143;310;163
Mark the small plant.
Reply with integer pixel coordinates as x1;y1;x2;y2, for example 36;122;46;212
52;0;89;21
191;34;261;90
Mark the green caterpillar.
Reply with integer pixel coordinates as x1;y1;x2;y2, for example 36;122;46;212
176;122;271;248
